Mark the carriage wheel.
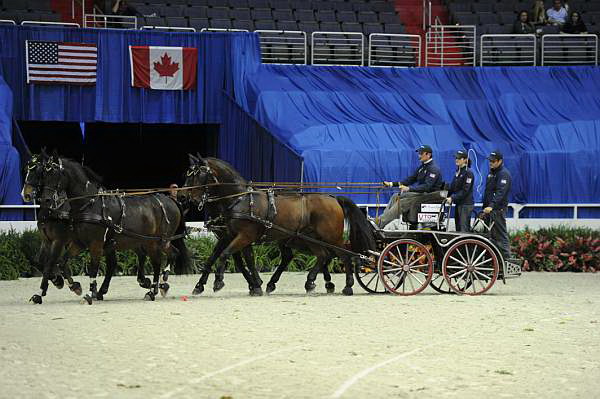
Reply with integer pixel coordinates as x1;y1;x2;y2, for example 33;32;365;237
442;239;499;296
377;239;433;296
429;273;455;294
354;261;387;294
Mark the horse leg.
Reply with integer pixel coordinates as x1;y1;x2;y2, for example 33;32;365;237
82;245;102;305
266;244;293;294
29;240;56;304
213;257;228;292
193;236;231;295
321;255;335;294
159;247;171;297
97;249;118;301
342;255;355;296
242;246;263;296
135;250;152;289
305;254;329;294
59;248;82;296
144;250;162;301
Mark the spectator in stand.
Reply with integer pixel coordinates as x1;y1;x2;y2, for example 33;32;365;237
513;11;536;34
561;12;588;34
547;0;568;26
112;0;139;16
531;0;547;26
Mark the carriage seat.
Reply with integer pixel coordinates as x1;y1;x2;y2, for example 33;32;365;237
401;190;448;230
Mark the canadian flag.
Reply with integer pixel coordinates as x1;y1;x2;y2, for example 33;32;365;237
129;46;197;90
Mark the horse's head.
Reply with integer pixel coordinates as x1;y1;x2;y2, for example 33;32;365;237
38;152;70;213
21;151;48;203
183;153;215;210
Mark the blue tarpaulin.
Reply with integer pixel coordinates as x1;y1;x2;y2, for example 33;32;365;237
0;75;23;220
235;65;600;206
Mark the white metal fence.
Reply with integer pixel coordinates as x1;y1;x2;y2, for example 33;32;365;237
142;25;196;32
480;34;536;66
541;34;598;66
21;20;80;28
256;30;307;65
83;14;136;29
311;31;364;66
426;25;476;67
368;33;421;67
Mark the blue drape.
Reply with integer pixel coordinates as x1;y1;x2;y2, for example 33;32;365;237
0;75;23;220
0;25;260;123
236;64;600;206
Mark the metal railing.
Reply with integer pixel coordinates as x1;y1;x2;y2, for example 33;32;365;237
141;25;196;32
311;31;364;66
0;19;16;25
368;33;422;67
426;25;476;67
480;34;536;66
84;14;137;29
541;34;598;66
21;20;80;28
200;28;249;32
255;30;307;65
422;0;432;31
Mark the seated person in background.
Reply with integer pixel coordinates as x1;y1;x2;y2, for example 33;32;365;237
112;0;138;16
531;0;548;26
547;0;568;25
561;12;588;33
513;10;536;34
378;144;444;228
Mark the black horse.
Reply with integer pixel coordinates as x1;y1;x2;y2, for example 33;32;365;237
21;152;83;304
38;153;190;304
183;156;376;296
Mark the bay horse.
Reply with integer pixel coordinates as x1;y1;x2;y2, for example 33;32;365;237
183;155;376;295
21;151;83;304
38;153;190;304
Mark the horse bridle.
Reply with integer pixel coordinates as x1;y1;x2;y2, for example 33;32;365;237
41;158;70;212
186;163;218;211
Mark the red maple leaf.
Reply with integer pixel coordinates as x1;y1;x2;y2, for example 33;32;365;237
153;53;179;83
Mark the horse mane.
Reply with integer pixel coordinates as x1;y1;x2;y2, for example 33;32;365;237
61;158;104;185
206;157;247;184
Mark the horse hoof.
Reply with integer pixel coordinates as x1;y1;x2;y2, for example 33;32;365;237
250;287;263;296
192;284;204;295
162;270;169;282
213;280;225;292
139;278;152;289
29;294;42;304
144;291;156;301
70;282;82;296
304;281;316;293
51;275;65;289
96;292;104;301
325;282;335;294
342;287;353;296
159;283;170;297
265;283;276;294
81;295;93;305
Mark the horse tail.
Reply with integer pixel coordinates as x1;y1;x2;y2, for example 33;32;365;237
336;196;376;254
171;203;192;275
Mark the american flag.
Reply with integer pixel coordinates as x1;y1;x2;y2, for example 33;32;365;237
26;40;97;85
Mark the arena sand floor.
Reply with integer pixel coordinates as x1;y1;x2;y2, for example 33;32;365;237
0;272;599;398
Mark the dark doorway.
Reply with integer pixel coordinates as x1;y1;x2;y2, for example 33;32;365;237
17;121;84;160
83;123;219;189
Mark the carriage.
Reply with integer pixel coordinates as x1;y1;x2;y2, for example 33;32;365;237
354;192;523;296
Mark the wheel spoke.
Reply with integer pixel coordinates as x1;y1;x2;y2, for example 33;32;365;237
407;272;416;292
365;272;378;287
396;247;405;265
471;248;487;267
409;271;424;286
382;267;403;273
393;272;405;289
474;270;492;280
449;255;469;268
471;273;476;293
383;259;402;268
473;257;493;268
446;264;466;270
449;269;467;278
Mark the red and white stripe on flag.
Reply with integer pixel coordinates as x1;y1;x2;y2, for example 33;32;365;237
129;46;197;90
26;40;97;85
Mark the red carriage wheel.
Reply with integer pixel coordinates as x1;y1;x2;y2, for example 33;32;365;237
429;273;455;294
377;239;433;296
442;239;499;296
355;261;388;294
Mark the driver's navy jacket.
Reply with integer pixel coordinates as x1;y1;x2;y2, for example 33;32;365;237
448;166;474;205
399;160;444;193
483;165;512;210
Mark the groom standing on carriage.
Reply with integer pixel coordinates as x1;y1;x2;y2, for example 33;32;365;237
378;144;444;229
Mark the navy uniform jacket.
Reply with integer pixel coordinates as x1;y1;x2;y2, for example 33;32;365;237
449;166;474;205
483;165;512;210
399;160;444;193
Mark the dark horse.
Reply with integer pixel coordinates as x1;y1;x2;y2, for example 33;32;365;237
37;153;190;304
21;152;83;304
183;156;376;295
